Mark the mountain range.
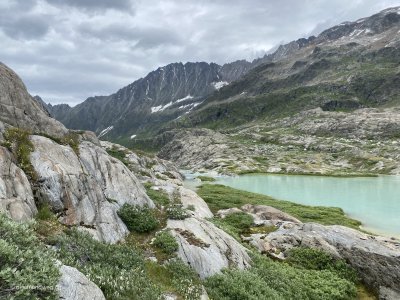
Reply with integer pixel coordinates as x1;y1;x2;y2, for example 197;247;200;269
48;6;400;148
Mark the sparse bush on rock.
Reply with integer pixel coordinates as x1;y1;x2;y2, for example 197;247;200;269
118;203;159;233
153;231;179;255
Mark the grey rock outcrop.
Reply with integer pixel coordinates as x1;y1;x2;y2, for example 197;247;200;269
178;187;213;219
168;217;251;278
379;286;400;300
0;146;37;221
158;128;246;174
216;207;243;219
30;135;153;243
57;265;105;300
241;204;301;224
79;141;152;208
0;62;67;138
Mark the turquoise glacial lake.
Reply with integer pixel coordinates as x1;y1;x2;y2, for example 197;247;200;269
215;174;400;237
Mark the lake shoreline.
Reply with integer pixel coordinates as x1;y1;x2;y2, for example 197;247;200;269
185;171;400;239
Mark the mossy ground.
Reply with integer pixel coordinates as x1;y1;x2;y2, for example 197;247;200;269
198;184;361;229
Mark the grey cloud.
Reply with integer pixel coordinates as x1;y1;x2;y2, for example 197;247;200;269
44;0;134;12
0;1;51;40
0;15;50;40
79;23;182;48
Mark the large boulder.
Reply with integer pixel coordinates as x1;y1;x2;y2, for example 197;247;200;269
241;204;302;224
178;186;213;218
0;62;67;138
0;146;37;221
261;222;400;294
57;265;105;300
30;135;153;243
168;217;251;278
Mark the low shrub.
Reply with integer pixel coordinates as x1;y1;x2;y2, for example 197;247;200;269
205;253;357;300
50;229;161;300
153;231;179;255
3;128;37;180
35;203;55;221
166;205;189;220
117;204;159;233
165;259;203;299
286;247;358;283
211;212;254;240
205;268;280;300
106;146;129;166
0;214;60;300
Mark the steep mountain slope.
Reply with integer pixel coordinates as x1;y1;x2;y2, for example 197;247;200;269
149;7;400;176
49;60;251;141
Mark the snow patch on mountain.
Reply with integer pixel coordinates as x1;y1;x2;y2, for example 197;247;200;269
212;81;228;90
176;95;194;103
98;126;114;138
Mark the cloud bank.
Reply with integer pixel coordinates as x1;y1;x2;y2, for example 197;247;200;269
0;0;398;105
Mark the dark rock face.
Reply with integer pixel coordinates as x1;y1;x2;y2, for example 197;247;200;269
321;100;364;111
49;61;251;139
32;95;52;116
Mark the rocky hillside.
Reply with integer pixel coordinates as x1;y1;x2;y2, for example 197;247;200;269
49;60;251;141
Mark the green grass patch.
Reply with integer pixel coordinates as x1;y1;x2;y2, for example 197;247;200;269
35;203;56;221
106;146;129;166
39;131;81;155
198;184;361;229
144;184;170;207
197;175;216;182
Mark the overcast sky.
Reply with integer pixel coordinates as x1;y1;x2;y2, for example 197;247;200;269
1;0;399;105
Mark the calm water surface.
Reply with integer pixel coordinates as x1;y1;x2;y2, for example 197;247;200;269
215;174;400;237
